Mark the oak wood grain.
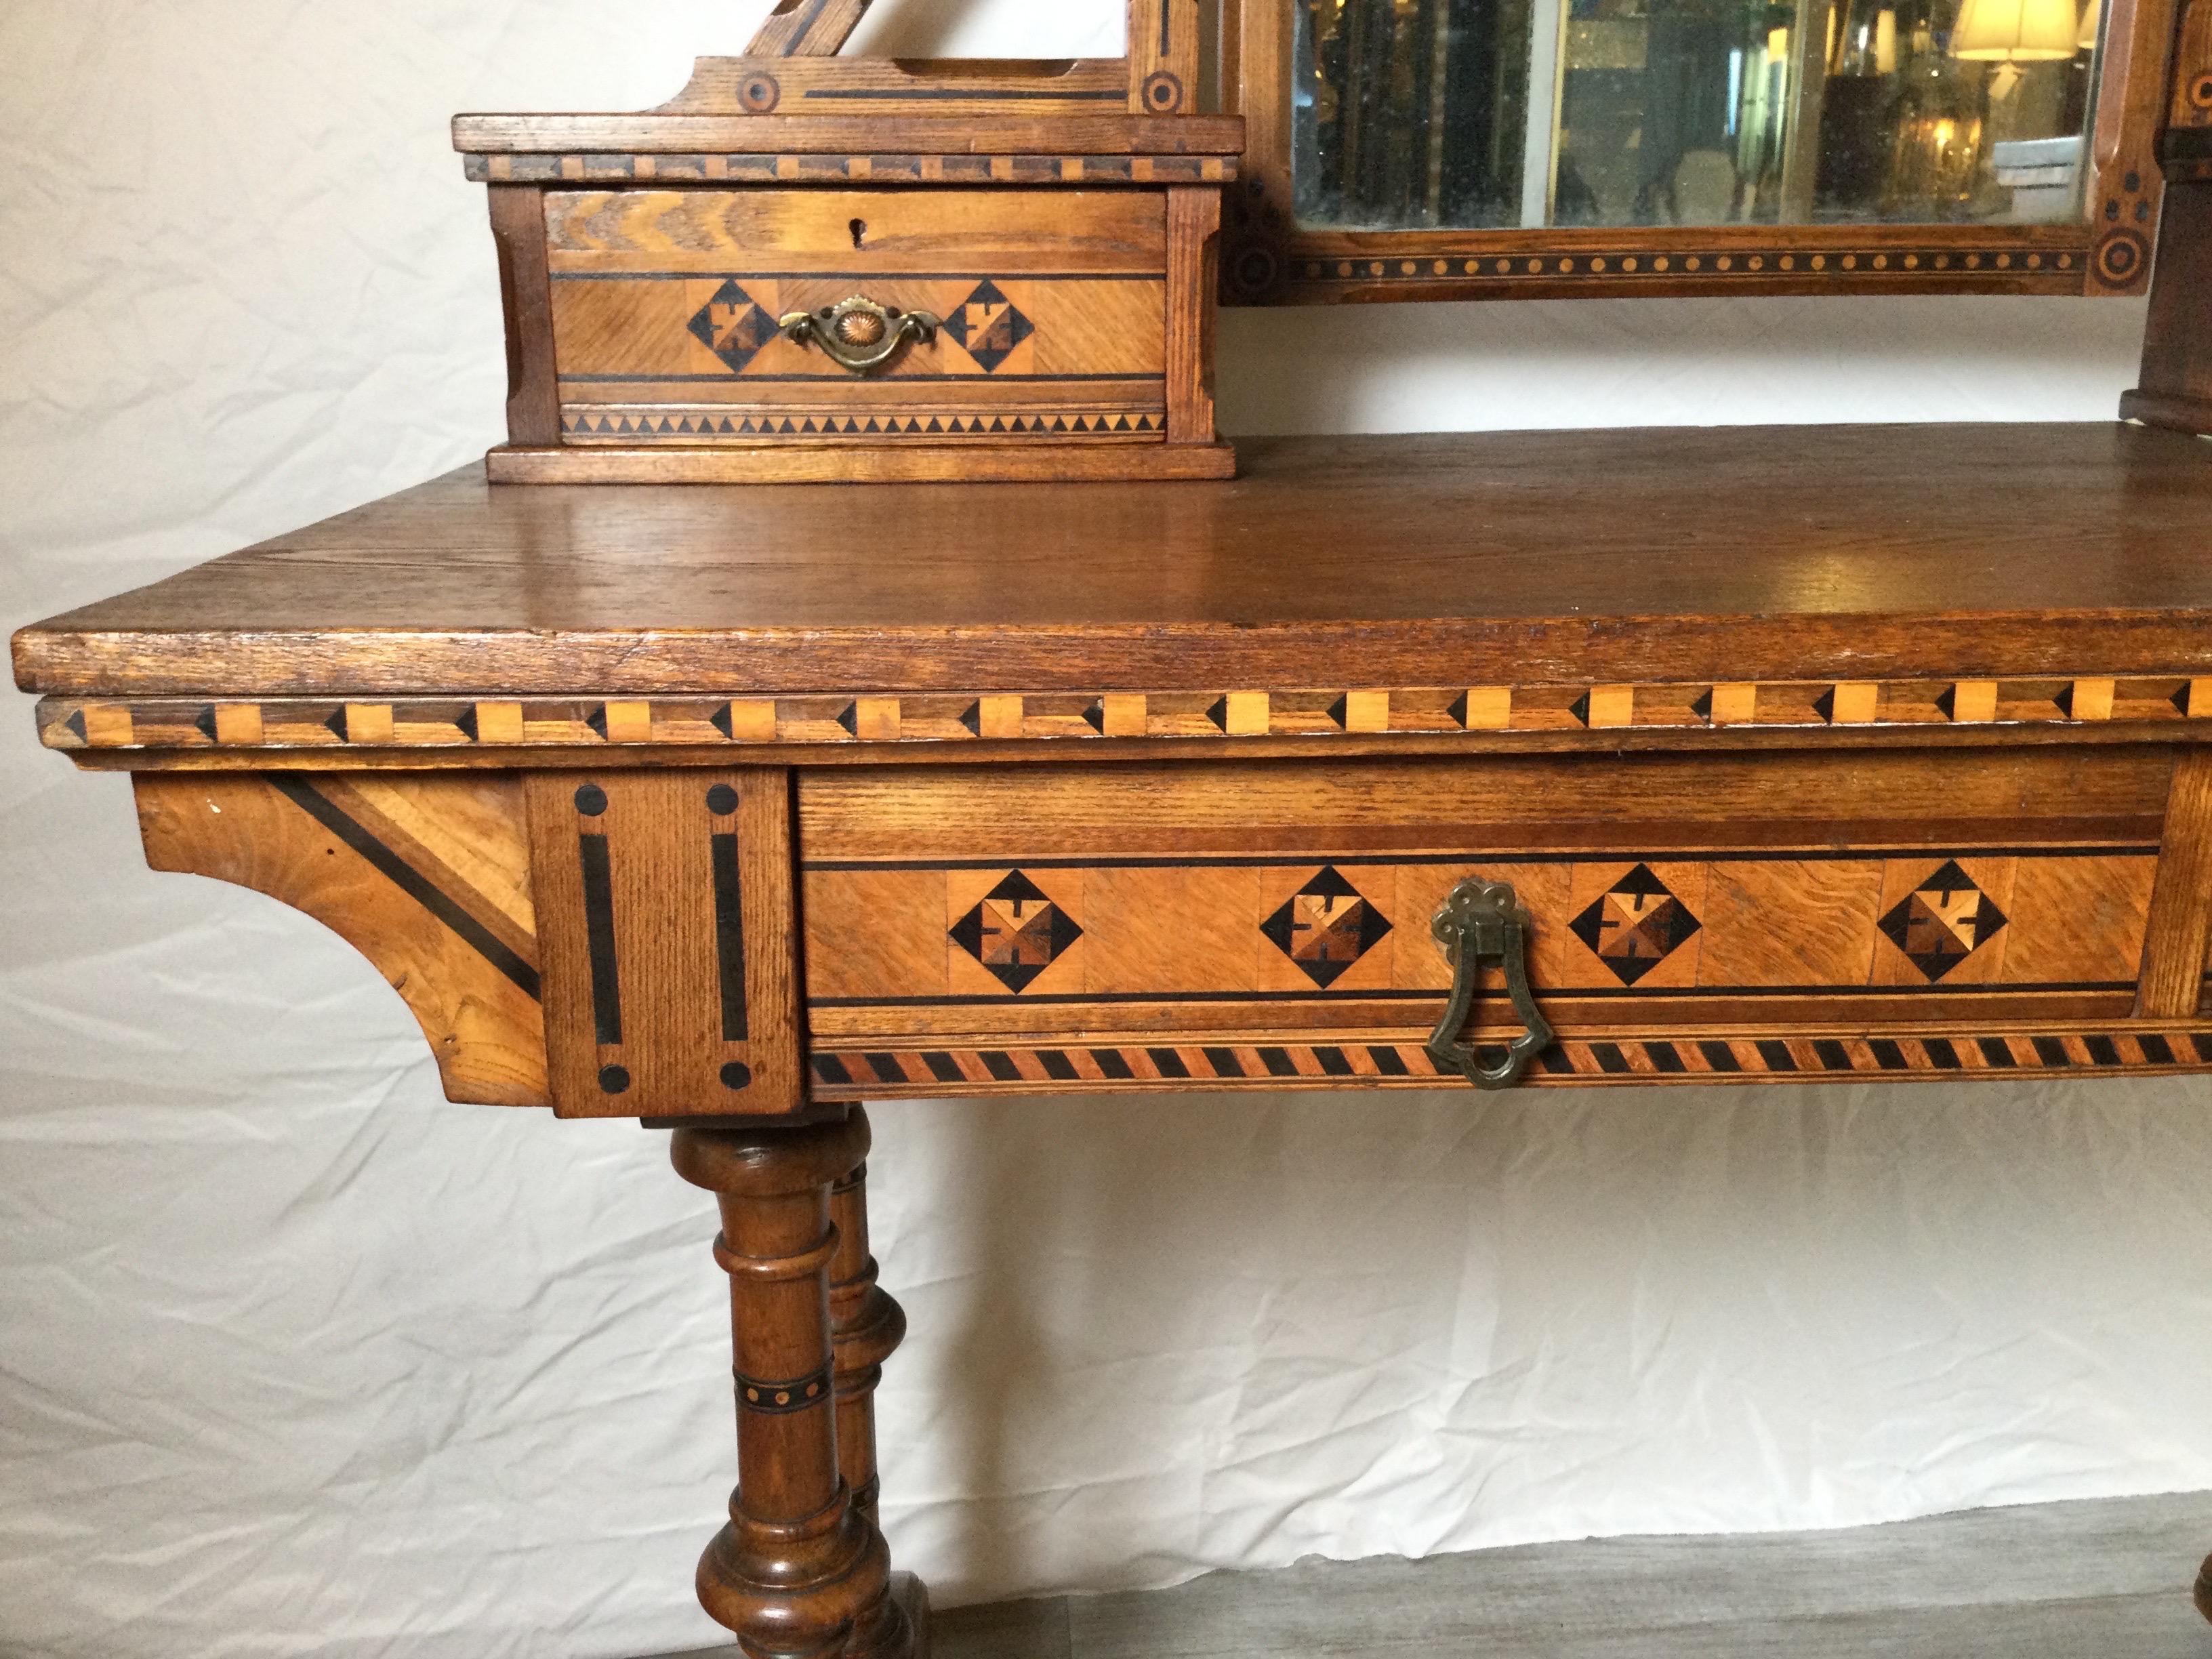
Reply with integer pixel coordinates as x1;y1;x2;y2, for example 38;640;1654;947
18;425;2212;701
134;773;548;1107
2138;749;2212;1016
743;0;876;59
525;769;803;1118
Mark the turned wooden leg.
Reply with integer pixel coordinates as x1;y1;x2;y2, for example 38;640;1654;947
830;1110;925;1656
2195;1553;2211;1624
673;1113;920;1659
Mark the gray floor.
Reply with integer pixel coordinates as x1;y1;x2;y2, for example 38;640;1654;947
665;1492;2212;1658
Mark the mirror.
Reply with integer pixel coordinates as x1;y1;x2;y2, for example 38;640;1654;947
1290;0;2104;230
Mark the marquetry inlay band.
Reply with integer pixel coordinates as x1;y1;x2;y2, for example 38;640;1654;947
1273;244;2085;289
735;1364;835;1416
464;152;1239;186
809;1028;2212;1095
41;676;2212;754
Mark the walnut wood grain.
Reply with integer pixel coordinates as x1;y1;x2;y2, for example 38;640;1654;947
672;1116;917;1658
2122;182;2212;434
451;114;1245;159
744;0;876;59
488;187;558;447
2137;750;2212;1017
18;426;2212;701
664;56;1133;117
2084;0;2180;295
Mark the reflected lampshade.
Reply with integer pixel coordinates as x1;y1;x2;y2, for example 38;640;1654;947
1950;0;2084;60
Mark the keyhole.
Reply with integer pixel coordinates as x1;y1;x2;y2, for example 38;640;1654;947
850;219;867;249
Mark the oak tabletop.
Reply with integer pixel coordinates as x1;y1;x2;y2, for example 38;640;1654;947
16;423;2212;699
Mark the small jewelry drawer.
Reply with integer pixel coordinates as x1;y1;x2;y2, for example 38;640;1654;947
541;187;1174;449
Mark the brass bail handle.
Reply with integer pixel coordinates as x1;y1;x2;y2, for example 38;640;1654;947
1426;878;1554;1090
779;295;941;377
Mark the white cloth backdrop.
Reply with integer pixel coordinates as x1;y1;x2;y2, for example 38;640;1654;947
3;3;2209;1656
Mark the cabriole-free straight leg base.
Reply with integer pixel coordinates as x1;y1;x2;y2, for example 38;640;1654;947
674;1113;924;1659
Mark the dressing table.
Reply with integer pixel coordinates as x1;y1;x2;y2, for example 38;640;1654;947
16;0;2212;1652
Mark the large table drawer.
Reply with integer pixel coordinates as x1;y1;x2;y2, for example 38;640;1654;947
798;748;2196;1090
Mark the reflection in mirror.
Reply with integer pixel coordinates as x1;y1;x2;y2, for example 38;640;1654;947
1292;0;2103;230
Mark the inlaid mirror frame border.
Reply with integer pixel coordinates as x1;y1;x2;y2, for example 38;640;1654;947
1221;0;2196;302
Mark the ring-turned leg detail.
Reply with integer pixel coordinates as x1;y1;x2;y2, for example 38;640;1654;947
673;1115;917;1659
830;1110;921;1659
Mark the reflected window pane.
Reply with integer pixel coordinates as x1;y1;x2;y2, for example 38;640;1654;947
1291;0;2102;230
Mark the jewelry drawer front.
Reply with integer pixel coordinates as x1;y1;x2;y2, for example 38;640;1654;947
797;749;2201;1093
543;188;1172;446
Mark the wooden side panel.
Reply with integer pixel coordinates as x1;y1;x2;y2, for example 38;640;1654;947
489;186;558;446
526;771;804;1119
2139;749;2212;1015
134;773;548;1107
2087;0;2180;294
2123;182;2212;434
1165;186;1221;444
1128;0;1202;113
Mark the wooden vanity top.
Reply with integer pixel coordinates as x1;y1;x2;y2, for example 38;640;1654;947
16;422;2212;699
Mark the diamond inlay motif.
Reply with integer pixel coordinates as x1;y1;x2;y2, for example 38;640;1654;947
941;279;1034;373
688;280;780;374
1569;864;1702;986
1877;860;2008;981
949;871;1082;993
1261;866;1393;988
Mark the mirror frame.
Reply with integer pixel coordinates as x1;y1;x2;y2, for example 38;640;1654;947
1221;0;2189;302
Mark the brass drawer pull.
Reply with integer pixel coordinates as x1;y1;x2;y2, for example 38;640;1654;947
1427;879;1554;1091
778;295;940;376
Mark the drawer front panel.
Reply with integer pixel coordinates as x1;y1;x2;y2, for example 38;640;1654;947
797;751;2177;1069
546;189;1169;445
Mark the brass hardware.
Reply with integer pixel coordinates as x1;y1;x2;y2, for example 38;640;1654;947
1427;879;1553;1090
778;295;940;376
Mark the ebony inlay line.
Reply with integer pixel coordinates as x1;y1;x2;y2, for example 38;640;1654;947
268;777;541;1000
578;832;623;1046
711;831;750;1042
808;1031;2212;1087
807;846;2160;873
800;87;1126;102
813;980;2138;1008
764;0;832;53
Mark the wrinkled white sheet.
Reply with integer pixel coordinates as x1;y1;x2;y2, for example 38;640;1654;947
3;4;2209;1657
